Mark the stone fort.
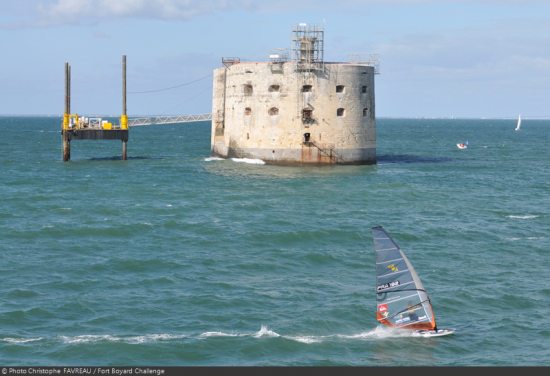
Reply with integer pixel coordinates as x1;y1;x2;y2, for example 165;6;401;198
211;24;379;165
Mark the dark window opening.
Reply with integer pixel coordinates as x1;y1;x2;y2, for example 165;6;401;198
336;85;345;93
245;107;252;116
337;108;345;117
362;86;367;93
363;108;368;117
269;107;279;116
269;85;280;92
243;84;253;95
304;133;311;142
247;133;249;140
302;109;313;119
302;85;312;92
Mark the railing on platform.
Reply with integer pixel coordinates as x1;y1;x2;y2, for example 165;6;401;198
128;113;213;127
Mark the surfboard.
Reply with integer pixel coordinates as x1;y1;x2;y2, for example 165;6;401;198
415;328;456;337
372;226;455;337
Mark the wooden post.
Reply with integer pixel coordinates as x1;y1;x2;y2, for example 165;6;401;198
122;55;128;160
68;65;71;115
63;63;70;162
122;140;127;160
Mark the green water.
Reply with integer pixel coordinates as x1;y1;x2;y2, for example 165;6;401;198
1;117;549;365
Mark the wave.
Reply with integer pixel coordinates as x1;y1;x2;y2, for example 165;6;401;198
198;331;243;338
6;326;430;347
1;337;43;343
336;326;418;339
253;325;280;338
507;215;539;219
284;335;323;344
204;157;224;161
59;334;186;344
231;158;266;165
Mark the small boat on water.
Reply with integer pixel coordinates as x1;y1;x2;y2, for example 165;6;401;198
372;226;455;337
457;141;468;149
515;114;521;131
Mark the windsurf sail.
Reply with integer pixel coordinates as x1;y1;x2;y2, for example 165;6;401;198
466;141;469;146
372;226;436;330
515;114;521;131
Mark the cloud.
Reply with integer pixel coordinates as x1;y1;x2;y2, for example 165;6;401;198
0;0;546;29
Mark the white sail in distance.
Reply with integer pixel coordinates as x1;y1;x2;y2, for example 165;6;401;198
516;114;521;131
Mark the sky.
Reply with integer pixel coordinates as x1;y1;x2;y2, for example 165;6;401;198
0;0;549;118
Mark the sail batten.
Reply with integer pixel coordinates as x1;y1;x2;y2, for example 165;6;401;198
372;226;437;330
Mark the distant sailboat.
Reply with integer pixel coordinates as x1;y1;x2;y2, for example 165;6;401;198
515;114;521;131
457;141;468;149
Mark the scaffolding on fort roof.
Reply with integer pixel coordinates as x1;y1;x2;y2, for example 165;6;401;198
291;23;324;72
347;54;381;75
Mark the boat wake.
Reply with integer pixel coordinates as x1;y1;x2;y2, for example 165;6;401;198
2;325;426;346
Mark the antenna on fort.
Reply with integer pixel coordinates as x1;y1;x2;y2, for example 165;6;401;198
347;54;381;75
291;23;324;72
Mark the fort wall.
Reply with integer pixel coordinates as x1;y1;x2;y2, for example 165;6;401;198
211;62;376;165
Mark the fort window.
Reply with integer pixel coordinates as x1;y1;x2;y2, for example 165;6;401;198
302;85;312;92
336;85;345;93
302;109;313;119
363;108;368;117
247;133;250;140
243;84;253;95
269;107;279;116
269;85;280;92
245;107;252;116
337;108;345;117
362;86;367;93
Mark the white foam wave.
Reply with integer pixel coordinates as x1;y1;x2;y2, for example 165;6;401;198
506;238;521;241
198;331;242;339
231;158;266;165
253;325;280;338
337;326;416;339
507;215;539;219
60;334;113;343
285;336;323;344
60;334;186;344
204;157;224;161
527;237;545;240
2;337;43;343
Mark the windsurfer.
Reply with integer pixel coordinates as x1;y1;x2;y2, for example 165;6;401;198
406;301;419;322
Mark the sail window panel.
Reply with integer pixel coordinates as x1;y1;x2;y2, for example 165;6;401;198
383;296;431;328
376;259;409;277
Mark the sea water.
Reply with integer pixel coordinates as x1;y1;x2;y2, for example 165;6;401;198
0;117;549;365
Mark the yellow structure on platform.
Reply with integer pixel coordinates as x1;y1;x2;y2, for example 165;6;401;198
63;114;70;130
103;123;112;129
120;115;128;130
